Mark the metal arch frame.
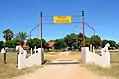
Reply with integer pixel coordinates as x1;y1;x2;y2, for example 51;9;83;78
29;11;95;59
29;24;40;39
29;22;95;39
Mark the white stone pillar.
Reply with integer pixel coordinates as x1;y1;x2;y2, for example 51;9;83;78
38;48;44;65
18;54;25;70
102;51;110;68
82;47;89;63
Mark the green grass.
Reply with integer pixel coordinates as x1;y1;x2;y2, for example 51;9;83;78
0;52;41;79
85;51;119;79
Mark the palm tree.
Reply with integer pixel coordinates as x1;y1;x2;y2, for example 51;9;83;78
3;29;14;41
16;32;28;41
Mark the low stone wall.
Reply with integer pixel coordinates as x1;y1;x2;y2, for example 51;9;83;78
18;48;44;70
82;47;110;68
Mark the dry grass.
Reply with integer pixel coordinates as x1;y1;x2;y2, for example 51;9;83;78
0;52;40;79
44;51;82;62
86;51;119;79
44;52;59;55
69;51;81;55
44;52;59;62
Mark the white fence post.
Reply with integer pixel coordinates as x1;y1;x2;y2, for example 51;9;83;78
31;48;32;55
93;46;95;53
35;46;36;54
90;44;92;52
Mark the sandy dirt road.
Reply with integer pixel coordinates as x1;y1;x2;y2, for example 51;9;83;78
12;53;105;79
12;64;105;79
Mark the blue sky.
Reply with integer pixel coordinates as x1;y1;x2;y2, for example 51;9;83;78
0;0;119;43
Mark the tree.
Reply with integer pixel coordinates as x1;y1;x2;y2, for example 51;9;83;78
26;38;40;49
117;43;119;47
91;35;101;49
108;40;116;47
0;41;4;46
26;38;46;49
85;38;91;47
4;40;13;48
3;29;14;41
115;43;119;49
12;38;20;48
101;40;108;47
54;38;67;49
0;41;4;50
3;38;20;48
64;33;77;49
63;33;84;50
102;40;116;48
16;32;28;41
77;33;84;48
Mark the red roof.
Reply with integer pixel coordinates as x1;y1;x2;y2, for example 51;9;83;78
47;42;55;47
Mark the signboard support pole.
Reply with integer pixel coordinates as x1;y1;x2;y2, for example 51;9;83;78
81;10;86;63
82;10;85;47
40;12;43;64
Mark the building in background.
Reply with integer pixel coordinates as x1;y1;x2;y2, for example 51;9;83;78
47;42;55;50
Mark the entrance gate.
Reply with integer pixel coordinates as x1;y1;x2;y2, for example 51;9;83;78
30;10;95;64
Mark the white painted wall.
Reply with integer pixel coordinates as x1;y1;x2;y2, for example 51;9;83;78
82;47;110;68
18;48;44;70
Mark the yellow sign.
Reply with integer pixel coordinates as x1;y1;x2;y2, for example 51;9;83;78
54;16;72;23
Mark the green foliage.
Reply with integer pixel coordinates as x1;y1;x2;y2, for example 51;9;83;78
4;40;13;48
11;38;20;47
0;41;4;47
26;38;40;49
91;35;101;49
16;32;28;41
102;40;108;47
3;29;14;41
0;41;4;51
26;38;46;49
108;40;116;47
0;29;118;50
117;43;119;47
3;38;19;48
54;38;67;49
102;40;117;48
63;33;83;49
85;38;91;47
64;33;76;48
